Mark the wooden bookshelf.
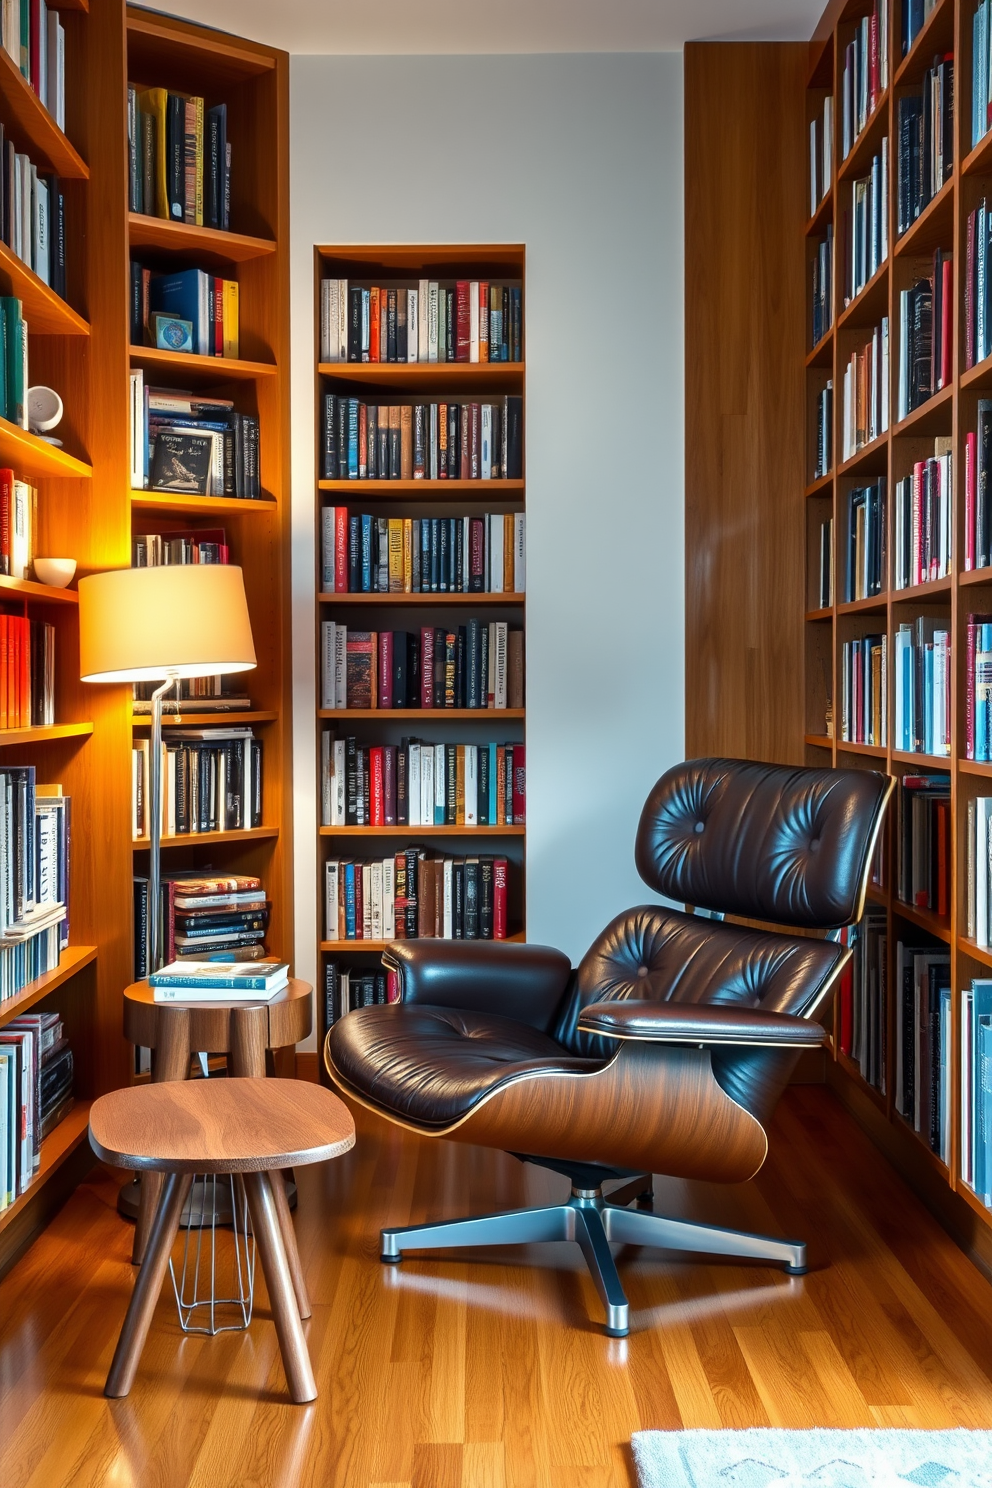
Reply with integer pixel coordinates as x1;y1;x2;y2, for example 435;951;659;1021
314;244;526;1080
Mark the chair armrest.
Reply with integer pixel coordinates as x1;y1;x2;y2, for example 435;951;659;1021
382;940;573;1034
576;999;829;1048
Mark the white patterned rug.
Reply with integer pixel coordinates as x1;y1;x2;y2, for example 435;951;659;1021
630;1430;992;1487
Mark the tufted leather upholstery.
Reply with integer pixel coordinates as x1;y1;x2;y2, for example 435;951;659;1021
634;758;889;929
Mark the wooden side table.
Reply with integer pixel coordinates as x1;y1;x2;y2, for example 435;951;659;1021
122;978;313;1264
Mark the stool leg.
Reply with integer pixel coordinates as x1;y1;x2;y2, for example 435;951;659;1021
244;1170;317;1404
106;1171;192;1399
271;1171;311;1319
132;1010;192;1266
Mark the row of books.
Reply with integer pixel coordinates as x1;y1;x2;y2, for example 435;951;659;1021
132;528;229;568
841;634;886;747
320;623;524;712
894;445;952;590
0;133;66;298
0;1014;73;1209
320;734;525;829
1;3;65;130
967;615;992;761
895;619;951;756
131;679;252;715
325;852;511;942
131;728;263;839
811;228;833;348
320;511;525;596
324;963;394;1024
809;94;833;218
962;977;992;1202
0;616;54;729
903;1;939;57
0;467;36;579
968;798;992;943
129;373;260;498
965;407;992;570
813;381;832;481
321;395;523;484
841;320;888;460
897;253;952;421
974;0;992;149
896;63;953;240
320;279;522;365
130;264;239;359
133;873;269;980
896;943;951;1164
0;771;69;995
897;774;950;916
844;481;884;602
126;88;230;230
841;2;888;161
965;201;992;368
843;140;887;305
839;908;886;1092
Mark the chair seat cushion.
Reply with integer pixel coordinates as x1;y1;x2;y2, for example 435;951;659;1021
328;1003;600;1128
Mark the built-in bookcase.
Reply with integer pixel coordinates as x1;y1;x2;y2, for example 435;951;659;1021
313;245;526;1078
803;0;992;1257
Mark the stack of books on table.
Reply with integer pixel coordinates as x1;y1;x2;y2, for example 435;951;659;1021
0;1012;74;1205
150;960;289;1002
133;873;270;979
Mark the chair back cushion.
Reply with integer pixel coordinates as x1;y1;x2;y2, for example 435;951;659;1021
634;758;890;929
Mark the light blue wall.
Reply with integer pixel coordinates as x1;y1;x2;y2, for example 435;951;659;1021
289;53;685;1003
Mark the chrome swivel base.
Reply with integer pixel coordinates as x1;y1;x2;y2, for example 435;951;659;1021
380;1176;807;1337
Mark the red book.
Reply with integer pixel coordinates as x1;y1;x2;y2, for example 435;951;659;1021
420;626;435;708
455;281;471;361
493;858;508;940
369;287;380;363
940;258;952;389
0;468;12;576
213;278;223;356
0;615;7;728
912;462;923;586
335;507;348;593
966;430;977;572
378;630;393;708
383;745;397;825
387;968;401;1001
511;744;526;825
469;519;485;590
370;747;385;826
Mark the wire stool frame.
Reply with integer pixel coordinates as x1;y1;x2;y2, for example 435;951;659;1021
169;1172;257;1336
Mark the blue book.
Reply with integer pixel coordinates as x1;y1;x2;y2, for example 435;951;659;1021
419;520;430;594
344;862;357;939
150;961;289;995
430;519;440;592
148;270;209;356
361;514;373;592
981;1015;992;1205
347;399;359;478
903;639;914;751
973;981;992;1201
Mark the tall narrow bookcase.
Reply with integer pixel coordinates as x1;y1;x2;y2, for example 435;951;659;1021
803;0;992;1266
0;2;292;1277
314;246;526;1075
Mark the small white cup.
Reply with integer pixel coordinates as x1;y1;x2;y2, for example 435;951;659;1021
34;557;76;589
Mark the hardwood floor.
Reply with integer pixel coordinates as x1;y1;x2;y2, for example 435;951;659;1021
3;1085;992;1487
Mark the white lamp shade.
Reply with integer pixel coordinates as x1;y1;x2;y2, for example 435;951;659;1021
78;564;257;683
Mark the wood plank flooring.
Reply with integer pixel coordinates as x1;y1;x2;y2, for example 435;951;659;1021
3;1085;992;1487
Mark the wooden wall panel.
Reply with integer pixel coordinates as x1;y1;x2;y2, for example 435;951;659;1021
684;43;808;765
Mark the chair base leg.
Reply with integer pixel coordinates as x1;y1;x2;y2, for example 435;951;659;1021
380;1185;806;1336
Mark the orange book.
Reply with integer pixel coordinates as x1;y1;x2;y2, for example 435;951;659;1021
400;405;413;479
503;513;514;592
403;519;413;592
369;287;381;363
479;281;489;362
0;615;7;728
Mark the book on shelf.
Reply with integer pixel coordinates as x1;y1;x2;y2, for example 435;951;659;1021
818;516;833;608
132;527;229;567
321;394;523;483
897;251;951;421
896;58;953;239
132;679;253;714
128;87;230;230
131;264;239;359
0;614;54;728
0;129;67;298
842;139;887;304
966;201;992;368
838;907;886;1092
0;3;65;130
841;1;888;160
975;1;992;149
895;941;951;1163
894;619;951;756
129;372;260;498
840;633;887;747
320;623;524;712
809;95;833;218
0;772;70;1000
0;297;28;428
967;796;992;943
814;381;832;479
0;467;37;578
811;229;833;347
320;278;522;364
325;850;510;942
321;734;525;828
131;727;262;839
843;480;885;602
965;405;992;569
967;614;992;761
0;1010;73;1207
894;439;952;589
150;960;288;1000
897;773;950;916
133;872;269;980
321;510;525;595
324;963;395;1024
841;320;888;459
902;1;938;56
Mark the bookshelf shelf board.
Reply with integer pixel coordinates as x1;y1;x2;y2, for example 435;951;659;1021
959;355;992;392
806;330;833;368
319;825;525;838
0;946;98;1031
890;749;952;767
805;471;834;498
837;594;887;615
891;576;953;602
837;259;888;330
893;0;954;88
894;177;953;259
319;362;524;392
318;479;526;498
838;432;888;477
320;932;525;953
0;575;78;605
132;827;280;849
804;607;832;622
960;565;992;587
0;419;91;480
130;490;278;516
955;1179;992;1219
957;758;992;777
126;14;277;80
866;883;888;907
319;592;525;607
963;124;992;178
957;936;992;970
0;240;89;335
129;347;278;382
0;722;94;747
838;92;889;184
317;708;525;721
892;384;954;438
836;739;887;758
892;899;951;943
0;47;88;180
132;711;278;728
803;733;833;749
806;188;833;238
0;1101;92;1241
128;213;277;266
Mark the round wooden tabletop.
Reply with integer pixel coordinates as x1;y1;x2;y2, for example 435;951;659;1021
89;1077;356;1173
123;977;313;1052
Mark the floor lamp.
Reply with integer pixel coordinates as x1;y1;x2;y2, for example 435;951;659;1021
78;564;257;973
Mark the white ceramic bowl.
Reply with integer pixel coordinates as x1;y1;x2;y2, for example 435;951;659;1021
34;557;76;589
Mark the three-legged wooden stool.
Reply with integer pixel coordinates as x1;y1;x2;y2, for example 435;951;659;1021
89;1077;355;1403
